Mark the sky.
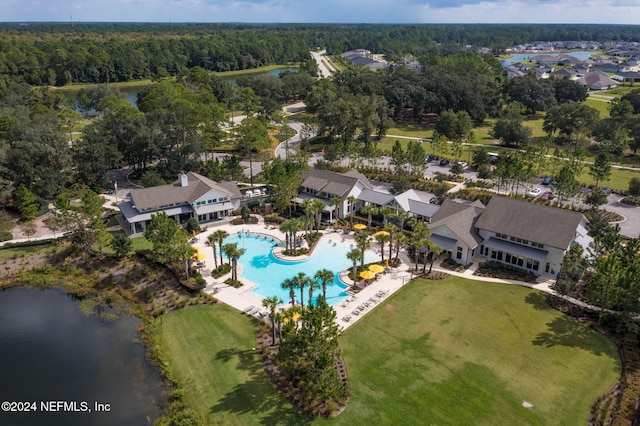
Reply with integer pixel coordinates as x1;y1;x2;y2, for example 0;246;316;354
2;0;640;24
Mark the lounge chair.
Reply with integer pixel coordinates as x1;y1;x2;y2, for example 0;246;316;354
243;305;255;314
352;310;360;316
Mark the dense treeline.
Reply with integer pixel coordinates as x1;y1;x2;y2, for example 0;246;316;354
4;23;640;86
0;30;309;85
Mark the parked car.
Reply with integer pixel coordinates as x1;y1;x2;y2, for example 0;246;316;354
439;159;450;167
542;176;552;185
458;161;468;169
424;154;433;164
527;188;542;197
539;191;554;200
602;187;612;196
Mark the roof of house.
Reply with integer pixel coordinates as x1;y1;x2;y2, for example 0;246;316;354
428;200;485;249
358;188;395;206
130;172;239;211
300;169;372;198
474;196;585;249
578;71;618;88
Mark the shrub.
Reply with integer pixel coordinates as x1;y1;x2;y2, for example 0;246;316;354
629;177;640;196
0;231;12;242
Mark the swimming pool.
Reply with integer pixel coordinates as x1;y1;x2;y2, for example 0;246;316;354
223;233;379;306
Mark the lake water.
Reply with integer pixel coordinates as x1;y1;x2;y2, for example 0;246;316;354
69;67;298;110
500;50;601;66
0;286;167;426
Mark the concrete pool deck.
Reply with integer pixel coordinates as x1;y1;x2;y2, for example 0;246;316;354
190;217;414;330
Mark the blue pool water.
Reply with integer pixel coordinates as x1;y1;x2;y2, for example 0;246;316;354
223;233;379;306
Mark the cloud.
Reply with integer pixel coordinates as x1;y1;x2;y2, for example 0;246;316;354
3;0;640;24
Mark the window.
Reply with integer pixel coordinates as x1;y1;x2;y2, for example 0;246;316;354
456;247;463;260
496;233;508;239
545;262;550;273
531;242;544;249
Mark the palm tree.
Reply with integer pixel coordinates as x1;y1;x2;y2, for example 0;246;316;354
281;278;297;305
385;223;399;263
293;272;311;308
428;244;444;274
393;210;410;232
330;196;343;223
309;198;326;232
346;248;361;287
379;206;394;227
375;232;390;263
394;232;408;264
222;243;245;282
355;232;371;271
360;204;378;229
314;269;334;300
212;229;229;266
307;277;321;306
206;233;219;269
262;295;282;345
280;218;302;253
346;195;358;230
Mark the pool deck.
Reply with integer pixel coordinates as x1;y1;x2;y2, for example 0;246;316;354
190;217;413;330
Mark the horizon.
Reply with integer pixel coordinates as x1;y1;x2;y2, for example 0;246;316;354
4;0;640;25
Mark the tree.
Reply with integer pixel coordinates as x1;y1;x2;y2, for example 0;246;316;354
314;269;334;300
206;233;219;270
222;243;245;283
13;184;39;221
589;152;611;189
503;76;555;114
210;229;229;267
492;116;532;147
629;177;640;196
354;232;371;271
360;204;378;229
234;116;270;186
543;102;599;147
144;212;191;267
553;244;587;296
307;276;322;307
330;197;343;223
19;221;37;240
553;79;587;104
281;278;297;306
375;232;390;263
262;295;283;345
110;232;132;259
346;248;361;286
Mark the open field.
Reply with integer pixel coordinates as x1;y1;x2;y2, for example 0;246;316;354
157;276;619;425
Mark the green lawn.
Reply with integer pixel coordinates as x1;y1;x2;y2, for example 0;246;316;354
330;278;619;425
157;277;619;425
156;304;308;426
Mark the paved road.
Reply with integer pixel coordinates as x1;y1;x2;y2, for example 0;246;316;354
310;50;336;78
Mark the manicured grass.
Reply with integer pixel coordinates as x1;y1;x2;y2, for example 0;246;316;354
157;277;618;425
156;304;306;426
332;277;619;426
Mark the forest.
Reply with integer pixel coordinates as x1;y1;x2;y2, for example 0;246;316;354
4;23;640;85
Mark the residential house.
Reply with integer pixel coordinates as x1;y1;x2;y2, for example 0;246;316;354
117;172;242;236
578;71;618;90
429;196;590;277
549;68;580;80
613;71;640;83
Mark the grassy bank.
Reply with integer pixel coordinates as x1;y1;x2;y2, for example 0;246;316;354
157;276;619;425
156;304;306;425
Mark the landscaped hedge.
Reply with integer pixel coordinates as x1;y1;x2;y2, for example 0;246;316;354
474;261;537;283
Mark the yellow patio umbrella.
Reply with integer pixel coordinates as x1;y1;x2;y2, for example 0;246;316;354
192;253;206;261
193;246;201;251
360;270;375;280
353;223;367;230
369;264;384;273
283;312;300;323
374;230;389;237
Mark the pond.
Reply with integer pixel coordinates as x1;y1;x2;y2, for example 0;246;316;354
0;286;167;426
500;50;601;66
67;67;298;110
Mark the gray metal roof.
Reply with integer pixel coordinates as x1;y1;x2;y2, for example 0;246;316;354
475;196;584;249
130;172;238;211
408;199;440;218
300;169;371;198
358;188;394;206
430;234;457;251
118;201;192;223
